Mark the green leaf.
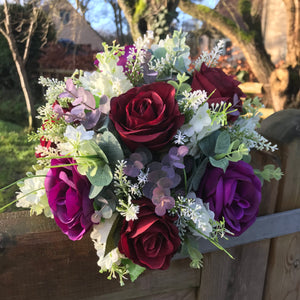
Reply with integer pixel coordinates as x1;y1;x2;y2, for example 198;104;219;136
199;130;220;156
209;157;229;173
122;259;146;282
215;131;230;154
87;163;112;187
189;158;208;191
96;131;124;165
153;47;167;59
89;184;103;199
104;214;121;257
179;83;192;93
167;80;179;90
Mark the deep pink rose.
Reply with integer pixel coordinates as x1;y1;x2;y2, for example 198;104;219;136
192;63;245;122
109;82;185;151
118;197;181;270
197;161;261;236
45;158;94;241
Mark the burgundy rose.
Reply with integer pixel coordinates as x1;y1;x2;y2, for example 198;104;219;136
192;63;245;122
109;82;185;151
45;158;94;241
118;197;181;270
197;160;261;236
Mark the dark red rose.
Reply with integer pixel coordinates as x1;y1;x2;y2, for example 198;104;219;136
118;197;181;270
109;82;185;151
197;161;261;236
192;63;245;122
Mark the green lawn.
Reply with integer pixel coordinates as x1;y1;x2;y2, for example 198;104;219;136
0;120;36;212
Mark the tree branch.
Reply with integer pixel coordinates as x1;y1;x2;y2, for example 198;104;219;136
23;7;39;64
178;0;275;84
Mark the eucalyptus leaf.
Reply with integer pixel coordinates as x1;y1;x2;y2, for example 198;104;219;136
215;131;230;154
153;47;167;59
89;184;103;199
87;163;112;187
96;131;124;165
167;80;179;90
209;157;229;173
179;83;192;93
199;130;220;157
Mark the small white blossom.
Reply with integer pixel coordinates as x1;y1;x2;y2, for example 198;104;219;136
16;169;53;218
181;103;212;137
176;192;215;239
174;130;187;145
90;214;124;271
59;125;93;155
80;58;132;99
137;169;149;185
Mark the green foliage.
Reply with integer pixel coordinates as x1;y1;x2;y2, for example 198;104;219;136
254;165;283;184
0;121;36;211
122;259;146;282
77;140;113;188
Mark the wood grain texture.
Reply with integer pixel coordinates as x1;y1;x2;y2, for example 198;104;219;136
263;131;300;300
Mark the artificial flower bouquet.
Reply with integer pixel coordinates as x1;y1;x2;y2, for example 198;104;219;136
8;31;282;285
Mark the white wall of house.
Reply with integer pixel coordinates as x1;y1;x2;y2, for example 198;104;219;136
48;0;103;51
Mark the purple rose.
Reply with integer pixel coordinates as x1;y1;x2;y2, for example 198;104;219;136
45;158;94;241
197;161;261;236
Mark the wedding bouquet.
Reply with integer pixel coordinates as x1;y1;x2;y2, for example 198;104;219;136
10;31;282;285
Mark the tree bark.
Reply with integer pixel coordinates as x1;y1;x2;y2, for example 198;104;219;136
117;0;140;41
179;0;300;110
117;0;179;41
0;1;35;129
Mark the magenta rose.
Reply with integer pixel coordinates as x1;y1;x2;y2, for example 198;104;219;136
45;158;94;241
109;82;185;151
192;63;245;122
118;197;181;270
197;160;261;236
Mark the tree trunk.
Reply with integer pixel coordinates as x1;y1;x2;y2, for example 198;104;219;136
6;36;35;129
1;1;35;129
117;0;179;41
179;0;300;110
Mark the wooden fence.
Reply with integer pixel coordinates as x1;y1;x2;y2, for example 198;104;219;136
0;109;299;300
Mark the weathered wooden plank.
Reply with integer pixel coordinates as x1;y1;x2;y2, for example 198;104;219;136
263;136;300;299
197;240;271;300
195;208;300;254
239;82;263;94
0;226;200;300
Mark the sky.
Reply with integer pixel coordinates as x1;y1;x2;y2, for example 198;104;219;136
1;0;219;34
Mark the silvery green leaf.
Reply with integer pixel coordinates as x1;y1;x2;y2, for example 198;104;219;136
209;157;229;173
199;130;220;156
96;131;124;165
87;163;112;187
153;47;167;59
215;131;230;154
89;184;103;199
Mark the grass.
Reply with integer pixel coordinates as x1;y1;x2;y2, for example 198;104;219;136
0;120;36;212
